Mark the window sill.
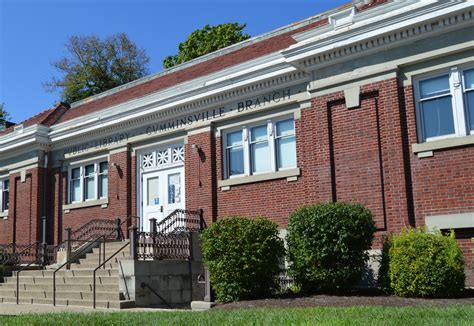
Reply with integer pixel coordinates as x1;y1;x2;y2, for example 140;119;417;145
0;211;8;219
63;198;109;213
412;134;474;157
218;168;300;190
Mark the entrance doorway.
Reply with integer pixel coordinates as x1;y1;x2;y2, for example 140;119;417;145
139;144;185;232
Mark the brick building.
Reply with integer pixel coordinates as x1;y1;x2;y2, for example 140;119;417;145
1;0;473;285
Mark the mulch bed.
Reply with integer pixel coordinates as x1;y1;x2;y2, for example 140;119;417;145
214;289;474;310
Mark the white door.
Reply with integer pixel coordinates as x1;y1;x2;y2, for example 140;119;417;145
141;167;185;232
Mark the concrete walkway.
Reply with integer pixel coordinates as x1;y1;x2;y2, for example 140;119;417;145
0;303;179;315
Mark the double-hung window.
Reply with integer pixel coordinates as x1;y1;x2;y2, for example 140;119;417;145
0;178;9;214
69;160;108;203
415;66;474;142
223;117;297;178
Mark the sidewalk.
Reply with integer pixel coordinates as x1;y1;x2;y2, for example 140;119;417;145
0;303;177;315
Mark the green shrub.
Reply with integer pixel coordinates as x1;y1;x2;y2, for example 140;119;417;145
201;216;285;302
287;202;376;292
378;228;465;298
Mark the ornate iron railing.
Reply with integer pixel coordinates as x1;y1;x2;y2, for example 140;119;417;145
136;231;191;260
155;209;204;234
130;209;204;261
0;242;43;265
46;216;138;265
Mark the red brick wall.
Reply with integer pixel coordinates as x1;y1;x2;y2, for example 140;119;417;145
51;150;133;244
214;78;411;248
403;84;474;286
185;130;218;227
3;169;44;245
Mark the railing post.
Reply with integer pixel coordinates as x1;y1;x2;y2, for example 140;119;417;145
115;218;121;240
65;227;72;270
40;242;48;266
129;226;138;260
149;218;157;234
198;208;204;231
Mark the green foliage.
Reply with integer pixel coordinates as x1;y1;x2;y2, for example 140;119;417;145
378;228;465;298
0;306;472;325
163;23;250;68
45;33;150;103
287;202;376;292
201;216;285;302
0;102;9;121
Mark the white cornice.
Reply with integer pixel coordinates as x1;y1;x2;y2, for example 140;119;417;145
282;1;474;71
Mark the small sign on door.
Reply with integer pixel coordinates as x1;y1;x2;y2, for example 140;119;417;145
154;198;160;205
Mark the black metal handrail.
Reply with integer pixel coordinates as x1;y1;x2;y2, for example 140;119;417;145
52;237;104;306
47;216;139;266
15;248;47;304
2;242;41;266
92;241;130;309
155;209;204;234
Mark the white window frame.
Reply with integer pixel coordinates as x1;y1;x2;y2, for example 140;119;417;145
414;65;474;143
0;177;9;214
68;160;108;204
461;66;474;133
222;116;297;179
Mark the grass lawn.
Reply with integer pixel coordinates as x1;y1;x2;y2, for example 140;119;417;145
0;305;472;326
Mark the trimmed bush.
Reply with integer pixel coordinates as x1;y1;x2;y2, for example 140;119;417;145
378;228;465;298
287;202;376;292
201;216;285;302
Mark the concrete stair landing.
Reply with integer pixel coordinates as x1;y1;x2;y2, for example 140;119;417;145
0;241;134;309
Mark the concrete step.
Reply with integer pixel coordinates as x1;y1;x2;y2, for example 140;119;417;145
0;282;118;292
5;276;119;285
0;296;135;309
72;262;117;269
14;269;118;277
85;251;128;261
78;255;125;266
0;289;124;301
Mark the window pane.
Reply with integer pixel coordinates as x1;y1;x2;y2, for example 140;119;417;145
168;173;181;204
227;131;242;147
99;162;108;174
228;147;244;176
99;175;108;198
277;136;297;169
71;167;80;179
467;91;474;131
276;119;295;137
420;75;450;98
71;179;80;202
250;125;267;142
85;175;95;200
421;96;455;138
465;69;474;89
85;164;95;176
251;142;270;173
2;180;9;211
147;176;159;206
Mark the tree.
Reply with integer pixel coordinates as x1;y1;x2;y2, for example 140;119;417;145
0;103;9;121
163;23;250;69
45;33;150;103
0;103;10;130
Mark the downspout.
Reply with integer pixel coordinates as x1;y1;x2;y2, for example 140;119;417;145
41;152;49;244
58;160;64;244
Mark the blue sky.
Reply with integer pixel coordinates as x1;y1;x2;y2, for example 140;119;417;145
0;0;347;123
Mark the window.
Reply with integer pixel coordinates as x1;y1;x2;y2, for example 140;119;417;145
69;160;108;203
416;66;474;142
223;117;297;178
0;178;9;213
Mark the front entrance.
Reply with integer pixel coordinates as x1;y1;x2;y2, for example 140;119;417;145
139;144;186;232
